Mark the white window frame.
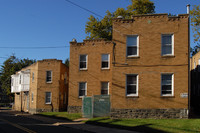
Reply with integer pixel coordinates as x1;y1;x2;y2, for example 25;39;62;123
46;71;52;83
79;55;88;70
161;34;174;56
78;82;87;98
45;92;52;104
161;73;174;96
101;54;110;69
31;93;34;102
32;72;34;82
101;82;109;95
126;74;139;96
126;35;139;57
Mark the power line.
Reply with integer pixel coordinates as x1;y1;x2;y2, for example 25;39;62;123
65;0;103;18
0;46;69;49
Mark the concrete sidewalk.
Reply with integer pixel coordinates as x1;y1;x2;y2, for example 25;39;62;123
13;111;139;133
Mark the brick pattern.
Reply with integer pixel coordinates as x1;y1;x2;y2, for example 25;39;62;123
14;59;69;114
68;40;113;108
68;14;189;118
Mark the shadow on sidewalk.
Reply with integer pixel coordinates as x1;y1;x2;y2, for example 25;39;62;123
85;120;166;133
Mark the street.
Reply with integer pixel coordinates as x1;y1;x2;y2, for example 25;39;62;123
0;109;91;133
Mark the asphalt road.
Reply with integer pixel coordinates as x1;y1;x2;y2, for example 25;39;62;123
0;109;91;133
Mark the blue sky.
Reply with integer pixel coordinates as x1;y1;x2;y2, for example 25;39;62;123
0;0;199;65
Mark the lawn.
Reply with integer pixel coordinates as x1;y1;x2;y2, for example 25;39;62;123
39;112;82;121
86;117;200;133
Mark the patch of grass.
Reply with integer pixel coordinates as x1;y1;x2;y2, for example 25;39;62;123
39;112;82;121
86;117;200;133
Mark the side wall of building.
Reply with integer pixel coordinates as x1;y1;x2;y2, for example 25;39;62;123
111;14;189;118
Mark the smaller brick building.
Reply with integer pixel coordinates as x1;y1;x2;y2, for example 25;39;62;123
11;59;69;114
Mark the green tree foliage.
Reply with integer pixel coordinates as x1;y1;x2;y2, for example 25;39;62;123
85;0;155;40
64;58;69;67
0;55;35;96
190;5;200;55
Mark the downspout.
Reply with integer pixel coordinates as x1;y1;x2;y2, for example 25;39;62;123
187;4;191;117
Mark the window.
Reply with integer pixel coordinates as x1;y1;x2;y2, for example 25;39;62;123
126;75;138;96
46;71;52;83
19;75;21;84
79;55;87;70
127;35;139;57
45;92;51;104
162;34;174;56
32;72;34;82
31;93;34;102
161;74;174;96
101;82;109;95
101;54;110;69
79;82;87;97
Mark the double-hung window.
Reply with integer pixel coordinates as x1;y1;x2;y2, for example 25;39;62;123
161;74;174;96
101;54;110;69
45;92;51;104
162;34;174;56
101;82;109;95
32;72;34;82
79;82;87;97
127;35;139;57
126;74;138;96
79;55;87;70
46;71;52;83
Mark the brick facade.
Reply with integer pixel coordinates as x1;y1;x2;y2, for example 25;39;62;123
69;14;189;118
13;59;69;114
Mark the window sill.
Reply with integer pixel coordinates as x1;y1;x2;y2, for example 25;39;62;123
127;56;140;59
78;96;85;99
46;82;52;84
126;96;139;98
161;55;175;58
79;69;88;71
45;102;51;105
160;96;175;98
101;68;110;71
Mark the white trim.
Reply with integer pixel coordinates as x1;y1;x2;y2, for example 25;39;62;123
79;54;88;70
31;92;34;103
126;35;139;57
101;54;110;69
101;81;109;95
126;74;139;96
161;73;174;96
46;70;52;83
78;82;87;98
45;92;52;104
32;72;34;82
161;34;174;56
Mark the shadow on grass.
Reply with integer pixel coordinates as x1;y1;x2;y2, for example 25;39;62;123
85;118;167;133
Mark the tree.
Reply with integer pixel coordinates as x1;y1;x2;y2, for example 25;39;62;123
190;5;200;55
0;55;35;96
64;58;69;67
85;0;155;40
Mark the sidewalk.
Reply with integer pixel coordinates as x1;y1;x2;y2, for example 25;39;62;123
13;111;139;133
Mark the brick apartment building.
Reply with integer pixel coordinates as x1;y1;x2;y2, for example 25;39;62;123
11;59;68;114
68;13;190;118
